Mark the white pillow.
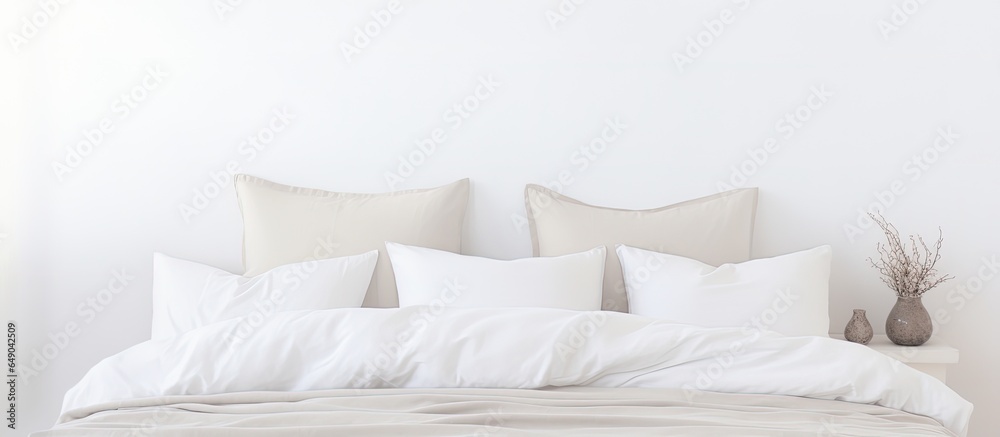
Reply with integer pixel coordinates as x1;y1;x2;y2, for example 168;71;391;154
151;250;378;340
617;245;831;337
386;242;606;310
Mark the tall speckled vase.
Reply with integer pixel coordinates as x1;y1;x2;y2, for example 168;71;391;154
886;296;932;346
844;309;873;344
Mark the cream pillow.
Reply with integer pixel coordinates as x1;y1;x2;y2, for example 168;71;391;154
525;185;758;312
386;242;606;310
236;175;470;308
617;244;832;337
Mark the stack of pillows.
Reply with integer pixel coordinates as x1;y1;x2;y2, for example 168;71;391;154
151;176;832;341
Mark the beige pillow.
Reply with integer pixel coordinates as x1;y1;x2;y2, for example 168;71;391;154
525;185;758;312
236;175;470;308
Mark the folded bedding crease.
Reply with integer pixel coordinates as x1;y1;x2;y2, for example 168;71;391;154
51;307;973;436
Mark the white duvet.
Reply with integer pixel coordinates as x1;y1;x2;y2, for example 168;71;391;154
59;307;973;436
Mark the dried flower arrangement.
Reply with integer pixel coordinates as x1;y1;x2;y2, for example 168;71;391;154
867;213;953;298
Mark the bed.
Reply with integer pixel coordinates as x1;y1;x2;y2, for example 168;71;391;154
34;177;973;436
38;307;971;436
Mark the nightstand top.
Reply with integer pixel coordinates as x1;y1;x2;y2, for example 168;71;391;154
862;335;959;364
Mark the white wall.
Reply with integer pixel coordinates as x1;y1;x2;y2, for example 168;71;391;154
3;1;999;435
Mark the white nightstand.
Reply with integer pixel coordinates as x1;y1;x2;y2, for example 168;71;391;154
859;335;959;383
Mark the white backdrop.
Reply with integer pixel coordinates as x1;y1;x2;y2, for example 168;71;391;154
2;1;999;435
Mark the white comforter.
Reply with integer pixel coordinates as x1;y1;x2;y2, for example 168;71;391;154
58;307;973;435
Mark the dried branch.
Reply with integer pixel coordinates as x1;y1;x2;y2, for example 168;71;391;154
866;212;953;298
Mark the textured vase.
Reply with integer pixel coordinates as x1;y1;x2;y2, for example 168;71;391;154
844;309;874;344
886;296;932;346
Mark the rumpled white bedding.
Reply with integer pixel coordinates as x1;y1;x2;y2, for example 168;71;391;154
50;307;973;435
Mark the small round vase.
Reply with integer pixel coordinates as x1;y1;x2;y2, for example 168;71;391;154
844;309;874;344
886;296;932;346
